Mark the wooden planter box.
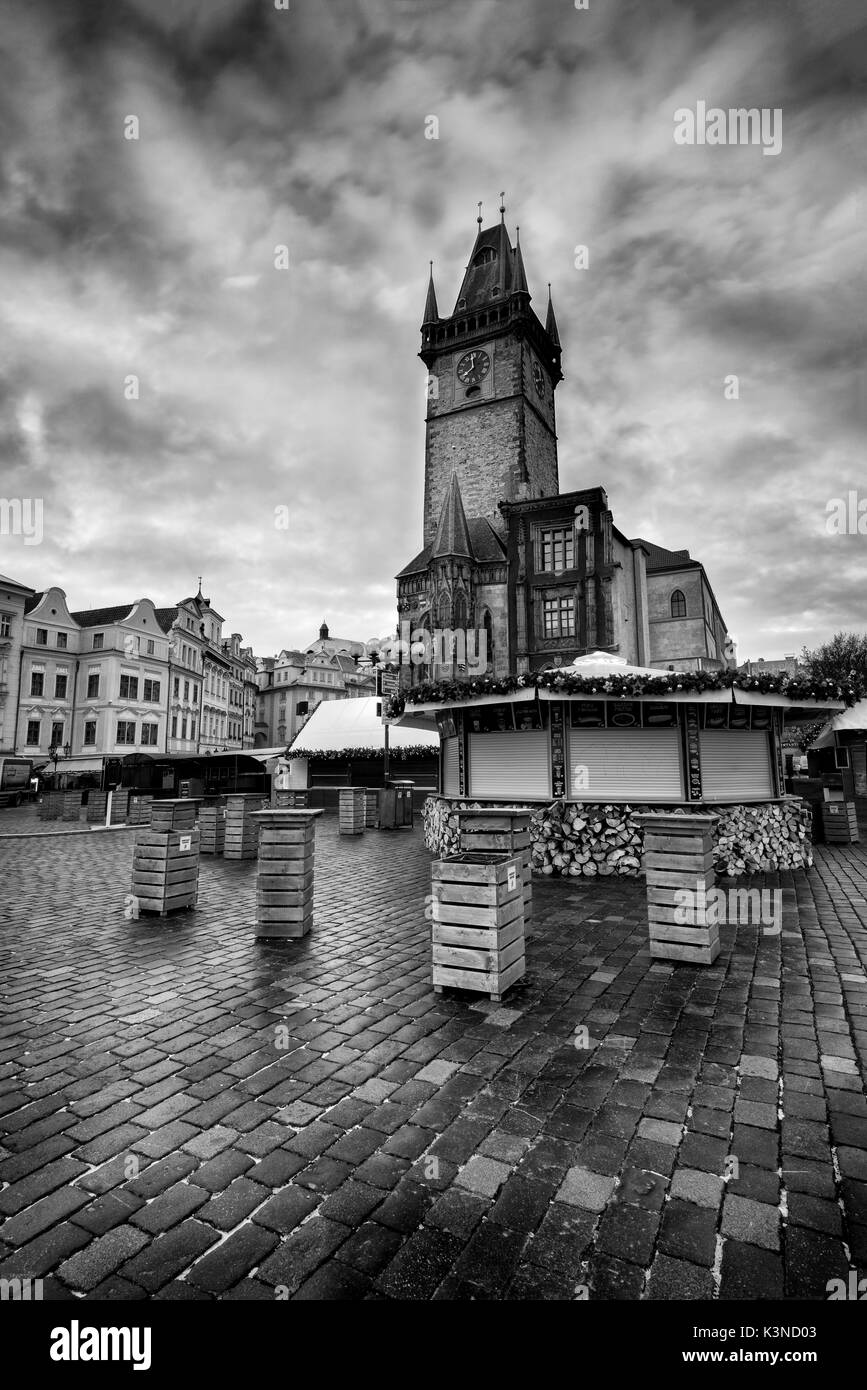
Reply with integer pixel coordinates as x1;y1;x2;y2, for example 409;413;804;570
131;827;200;917
635;812;720;965
252;809;323;939
364;788;380;829
225;794;267;859
86;791;108;824
457;808;534;938
821;802;859;844
109;789;129;824
198;804;226;855
128;795;154;826
338;787;365;836
62;792;82;823
431;851;525;1002
150;799;197;835
40;791;63;821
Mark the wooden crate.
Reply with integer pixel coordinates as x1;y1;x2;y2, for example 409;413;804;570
150;798;197;835
431;852;525;1001
273;788;309;809
338;787;365;836
109;789;129;824
128;795;154;826
223;794;264;859
364;788;380;828
131;827;200;917
252;809;323;939
61;792;82;823
458;808;534;938
198;804;226;855
821;802;859;844
86;791;108;824
635;812;720;965
40;791;63;821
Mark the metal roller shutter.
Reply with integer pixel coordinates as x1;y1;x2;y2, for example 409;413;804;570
568;728;683;801
699;730;773;799
469;730;551;799
442;737;460;796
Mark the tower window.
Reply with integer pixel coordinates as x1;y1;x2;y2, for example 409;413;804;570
490;286;500;297
472;247;497;266
670;589;687;618
541;527;574;573
543;597;575;639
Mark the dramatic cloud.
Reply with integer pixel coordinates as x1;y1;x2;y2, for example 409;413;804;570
0;0;864;660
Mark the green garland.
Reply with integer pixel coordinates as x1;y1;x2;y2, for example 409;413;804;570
285;744;435;761
386;669;859;719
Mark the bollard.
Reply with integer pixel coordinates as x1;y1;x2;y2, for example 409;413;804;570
338;787;365;836
635;812;720;964
431;851;526;1002
251;809;324;939
456;806;534;939
130;799;200;919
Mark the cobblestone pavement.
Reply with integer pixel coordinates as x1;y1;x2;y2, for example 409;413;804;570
0;804;111;837
1;818;866;1301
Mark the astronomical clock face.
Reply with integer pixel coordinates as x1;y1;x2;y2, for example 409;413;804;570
456;349;490;386
532;360;546;397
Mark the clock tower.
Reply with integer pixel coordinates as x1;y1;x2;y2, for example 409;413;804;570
419;209;563;548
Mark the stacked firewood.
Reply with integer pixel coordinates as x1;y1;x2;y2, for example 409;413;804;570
423;797;813;878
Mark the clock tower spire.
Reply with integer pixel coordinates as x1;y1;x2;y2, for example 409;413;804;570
419;212;562;547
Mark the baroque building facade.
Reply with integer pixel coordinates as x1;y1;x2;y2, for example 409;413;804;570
397;210;731;683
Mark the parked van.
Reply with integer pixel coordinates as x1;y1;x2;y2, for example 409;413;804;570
0;757;34;808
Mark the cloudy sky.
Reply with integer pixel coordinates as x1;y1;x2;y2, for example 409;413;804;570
0;0;864;660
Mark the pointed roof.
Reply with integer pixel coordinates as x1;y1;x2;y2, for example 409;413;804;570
512;229;529;297
545;285;560;347
432;474;473;559
454;220;516;312
422;264;439;325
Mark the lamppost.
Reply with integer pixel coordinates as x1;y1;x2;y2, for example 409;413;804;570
48;741;72;785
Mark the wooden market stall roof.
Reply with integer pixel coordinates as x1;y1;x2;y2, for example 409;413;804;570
287;696;439;759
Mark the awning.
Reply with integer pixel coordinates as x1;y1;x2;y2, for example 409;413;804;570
43;756;106;773
811;699;867;748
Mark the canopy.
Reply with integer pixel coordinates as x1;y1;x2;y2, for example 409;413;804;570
811;699;867;749
289;696;439;755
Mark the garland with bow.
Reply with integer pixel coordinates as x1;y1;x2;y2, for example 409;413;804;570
385;669;859;719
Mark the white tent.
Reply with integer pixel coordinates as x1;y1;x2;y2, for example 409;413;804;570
288;697;439;756
811;699;867;749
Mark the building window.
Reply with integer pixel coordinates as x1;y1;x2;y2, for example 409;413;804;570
0;614;11;638
141;724;158;746
183;680;190;701
83;720;97;746
193;683;198;701
119;674;139;700
670;590;687;618
543;596;575;639
51;721;64;746
143;679;160;702
30;671;44;696
54;673;68;699
56;632;68;649
146;639;155;655
171;714;177;738
35;627;48;645
190;718;196;741
173;677;180;697
92;633;104;650
87;673;100;699
116;720;136;744
26;719;40;745
541;527;574;572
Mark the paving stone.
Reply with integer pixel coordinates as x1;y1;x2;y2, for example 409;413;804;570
720;1193;780;1250
556;1166;617;1212
657;1199;718;1267
669;1167;723;1209
257;1216;350;1293
57;1225;151;1292
645;1252;715;1300
186;1223;279;1294
120;1220;221;1293
252;1185;321;1234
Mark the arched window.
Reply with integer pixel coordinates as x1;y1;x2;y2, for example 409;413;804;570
671;589;686;618
437;590;451;628
472;246;497;267
482;610;494;671
453;592;468;632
